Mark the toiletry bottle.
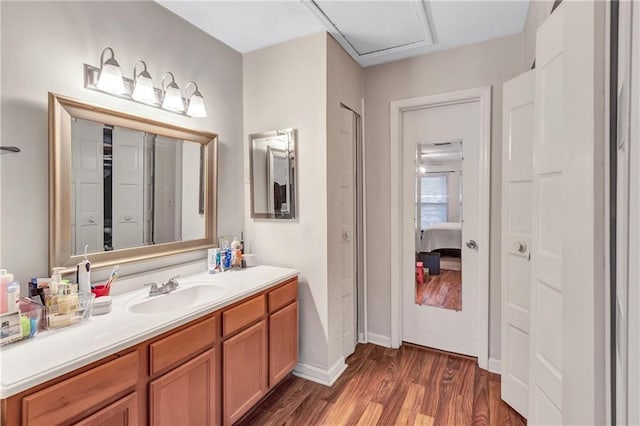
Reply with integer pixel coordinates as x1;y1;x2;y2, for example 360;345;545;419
208;248;218;274
0;269;15;314
50;267;65;295
231;234;241;251
76;245;91;293
6;281;19;314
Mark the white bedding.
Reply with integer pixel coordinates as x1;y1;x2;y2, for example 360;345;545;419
418;222;462;252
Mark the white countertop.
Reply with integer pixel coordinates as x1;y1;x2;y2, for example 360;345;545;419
0;265;298;398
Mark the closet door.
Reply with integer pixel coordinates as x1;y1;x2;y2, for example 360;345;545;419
501;69;535;418
72;118;104;254
530;2;604;424
112;126;144;250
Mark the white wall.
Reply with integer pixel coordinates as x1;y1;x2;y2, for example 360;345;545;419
0;1;244;285
326;34;364;366
363;33;523;359
243;33;330;371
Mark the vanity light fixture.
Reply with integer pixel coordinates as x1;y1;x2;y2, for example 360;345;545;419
84;47;207;118
131;61;157;105
161;72;185;113
96;47;126;95
185;81;207;118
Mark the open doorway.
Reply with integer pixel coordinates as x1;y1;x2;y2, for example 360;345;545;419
415;140;463;311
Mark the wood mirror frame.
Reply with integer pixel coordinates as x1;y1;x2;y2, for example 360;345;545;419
48;93;218;273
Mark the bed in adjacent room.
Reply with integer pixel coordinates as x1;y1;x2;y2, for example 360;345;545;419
418;222;462;253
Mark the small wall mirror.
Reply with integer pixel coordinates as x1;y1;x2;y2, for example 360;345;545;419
49;93;217;272
249;129;297;219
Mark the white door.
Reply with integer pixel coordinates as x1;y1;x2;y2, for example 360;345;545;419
501;70;535;418
402;100;484;357
340;106;357;358
616;1;638;423
529;5;565;424
112;126;144;250
72;118;104;254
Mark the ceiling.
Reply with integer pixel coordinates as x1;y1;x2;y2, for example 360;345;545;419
157;0;530;67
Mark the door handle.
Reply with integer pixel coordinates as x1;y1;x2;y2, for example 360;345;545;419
515;241;527;254
466;240;478;250
124;215;132;221
88;216;96;224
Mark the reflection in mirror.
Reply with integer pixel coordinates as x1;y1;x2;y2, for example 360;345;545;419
249;129;297;219
71;118;205;255
415;140;463;311
49;94;217;273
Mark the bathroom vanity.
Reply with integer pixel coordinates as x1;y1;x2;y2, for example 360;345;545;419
0;266;298;425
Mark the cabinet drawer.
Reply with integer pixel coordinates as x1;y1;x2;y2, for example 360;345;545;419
150;315;216;375
223;295;265;337
22;351;138;426
268;279;298;313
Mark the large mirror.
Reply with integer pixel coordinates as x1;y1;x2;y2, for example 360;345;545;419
49;93;217;272
249;129;297;219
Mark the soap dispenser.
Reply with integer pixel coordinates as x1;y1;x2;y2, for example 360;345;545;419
76;245;91;293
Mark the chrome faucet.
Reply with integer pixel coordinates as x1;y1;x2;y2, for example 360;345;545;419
147;275;180;297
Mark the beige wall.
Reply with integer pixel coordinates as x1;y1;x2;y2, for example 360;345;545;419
326;34;364;365
243;33;331;370
363;33;523;358
523;0;555;70
0;1;244;285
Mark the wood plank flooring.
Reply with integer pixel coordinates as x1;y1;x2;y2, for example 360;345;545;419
416;270;462;311
236;343;526;426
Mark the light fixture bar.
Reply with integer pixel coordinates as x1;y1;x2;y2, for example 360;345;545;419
84;64;193;117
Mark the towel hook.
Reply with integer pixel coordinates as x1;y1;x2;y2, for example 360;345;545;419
0;146;20;153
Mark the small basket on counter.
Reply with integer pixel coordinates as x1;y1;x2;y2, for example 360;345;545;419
0;299;44;346
45;292;95;330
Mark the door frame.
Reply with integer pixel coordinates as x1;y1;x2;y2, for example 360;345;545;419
389;86;491;369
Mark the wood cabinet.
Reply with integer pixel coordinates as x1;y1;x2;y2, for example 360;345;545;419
21;351;139;426
269;301;298;387
74;392;138;426
2;277;298;426
150;349;216;426
222;320;268;425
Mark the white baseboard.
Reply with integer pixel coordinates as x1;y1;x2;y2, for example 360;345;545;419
293;357;347;387
367;332;392;348
488;357;502;374
358;332;366;343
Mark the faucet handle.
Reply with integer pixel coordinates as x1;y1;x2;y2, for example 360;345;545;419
145;282;161;296
166;276;179;289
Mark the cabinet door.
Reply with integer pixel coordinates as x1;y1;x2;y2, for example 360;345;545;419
150;349;215;426
74;392;138;426
223;320;267;425
269;301;298;387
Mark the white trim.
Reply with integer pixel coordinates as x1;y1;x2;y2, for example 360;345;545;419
389;86;492;369
367;332;392;348
361;96;369;344
301;0;436;67
358;332;366;343
292;358;347;387
627;3;640;423
488;358;502;375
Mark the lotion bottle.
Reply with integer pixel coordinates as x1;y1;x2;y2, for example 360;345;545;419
76;245;91;293
0;269;14;314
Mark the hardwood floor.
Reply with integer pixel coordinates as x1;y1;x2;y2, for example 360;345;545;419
416;270;462;311
236;343;526;426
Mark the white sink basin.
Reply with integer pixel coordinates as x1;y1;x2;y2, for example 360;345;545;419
128;284;228;314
